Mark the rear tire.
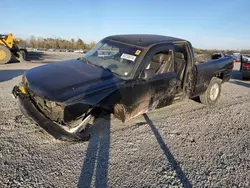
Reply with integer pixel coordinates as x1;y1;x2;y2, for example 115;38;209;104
199;77;222;106
0;45;11;64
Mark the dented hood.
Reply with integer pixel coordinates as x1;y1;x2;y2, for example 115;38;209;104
25;59;123;102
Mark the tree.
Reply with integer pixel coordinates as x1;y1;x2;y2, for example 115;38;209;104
89;41;96;49
29;35;37;48
22;35;97;50
76;38;85;49
71;38;75;49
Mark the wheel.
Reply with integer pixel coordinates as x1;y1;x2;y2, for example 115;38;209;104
0;45;11;64
199;77;222;106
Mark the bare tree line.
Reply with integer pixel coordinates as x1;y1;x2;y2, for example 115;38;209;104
21;36;96;50
20;36;249;54
193;48;250;55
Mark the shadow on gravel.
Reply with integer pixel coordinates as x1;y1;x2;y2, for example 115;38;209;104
230;80;250;88
231;70;242;80
25;51;80;64
228;70;250;88
77;116;111;188
0;69;26;82
77;67;116;188
143;114;192;188
7;52;45;64
25;51;44;61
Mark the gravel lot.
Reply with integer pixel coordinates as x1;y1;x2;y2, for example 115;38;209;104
0;54;250;187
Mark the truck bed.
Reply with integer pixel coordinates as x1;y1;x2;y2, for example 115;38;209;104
194;56;234;96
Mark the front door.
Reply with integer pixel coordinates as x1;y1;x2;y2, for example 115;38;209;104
147;72;178;109
113;44;178;122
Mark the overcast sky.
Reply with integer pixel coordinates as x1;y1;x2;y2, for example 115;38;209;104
1;0;250;50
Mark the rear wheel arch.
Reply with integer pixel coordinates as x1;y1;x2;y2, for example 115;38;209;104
215;72;224;80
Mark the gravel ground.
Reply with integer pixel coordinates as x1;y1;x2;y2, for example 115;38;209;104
0;57;250;187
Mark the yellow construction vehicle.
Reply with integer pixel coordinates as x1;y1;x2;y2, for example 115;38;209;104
0;33;27;64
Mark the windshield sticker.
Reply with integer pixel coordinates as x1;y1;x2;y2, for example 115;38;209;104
121;53;136;62
135;50;141;55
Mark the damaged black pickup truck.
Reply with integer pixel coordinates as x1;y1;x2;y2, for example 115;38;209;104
12;34;233;141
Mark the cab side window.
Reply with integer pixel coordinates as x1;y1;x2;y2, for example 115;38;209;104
146;49;174;76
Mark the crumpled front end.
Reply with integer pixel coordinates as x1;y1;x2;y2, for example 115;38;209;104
12;84;90;141
28;89;65;123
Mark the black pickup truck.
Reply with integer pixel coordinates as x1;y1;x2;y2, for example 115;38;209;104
12;34;233;141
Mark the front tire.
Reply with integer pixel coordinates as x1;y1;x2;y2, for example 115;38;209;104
199;77;222;106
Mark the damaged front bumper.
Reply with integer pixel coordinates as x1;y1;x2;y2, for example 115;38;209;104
12;85;90;142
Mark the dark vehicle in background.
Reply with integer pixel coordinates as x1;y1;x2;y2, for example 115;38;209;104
211;53;228;60
12;34;234;141
240;55;250;79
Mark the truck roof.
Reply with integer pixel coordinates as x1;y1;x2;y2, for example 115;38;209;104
105;34;186;47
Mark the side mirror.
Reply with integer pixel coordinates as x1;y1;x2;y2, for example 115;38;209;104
140;69;155;81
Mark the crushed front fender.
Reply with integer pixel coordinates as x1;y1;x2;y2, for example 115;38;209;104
13;86;90;142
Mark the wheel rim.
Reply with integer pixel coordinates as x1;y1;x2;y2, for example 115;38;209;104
0;49;7;60
210;83;219;101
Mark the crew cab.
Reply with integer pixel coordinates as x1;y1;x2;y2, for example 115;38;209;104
12;34;234;141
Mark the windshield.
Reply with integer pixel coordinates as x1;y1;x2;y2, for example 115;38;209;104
83;40;143;78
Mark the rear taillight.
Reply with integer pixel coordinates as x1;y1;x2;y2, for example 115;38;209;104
243;63;250;68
